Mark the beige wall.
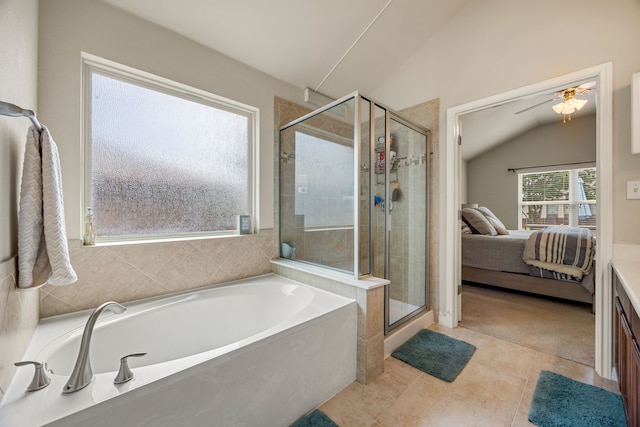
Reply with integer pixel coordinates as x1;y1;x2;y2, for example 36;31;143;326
467;115;596;229
39;0;302;239
372;0;640;244
34;0;306;317
0;0;41;399
5;0;636;396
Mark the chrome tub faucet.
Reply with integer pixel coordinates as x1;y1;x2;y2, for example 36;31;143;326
62;301;127;394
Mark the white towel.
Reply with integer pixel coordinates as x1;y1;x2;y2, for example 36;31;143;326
18;125;77;289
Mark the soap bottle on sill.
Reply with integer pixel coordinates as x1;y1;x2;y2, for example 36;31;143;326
83;207;96;246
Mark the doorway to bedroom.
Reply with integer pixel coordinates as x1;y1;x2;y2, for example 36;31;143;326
441;64;611;377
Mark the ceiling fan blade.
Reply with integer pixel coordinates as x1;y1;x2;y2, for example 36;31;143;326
577;81;596;90
514;98;556;114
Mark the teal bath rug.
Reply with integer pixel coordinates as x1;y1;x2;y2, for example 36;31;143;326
528;370;626;427
391;329;476;382
291;410;338;427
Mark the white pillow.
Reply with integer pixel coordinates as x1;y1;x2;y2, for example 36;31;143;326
461;208;497;236
477;207;509;235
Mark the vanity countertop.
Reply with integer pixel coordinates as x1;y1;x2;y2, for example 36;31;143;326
612;259;640;315
612;244;640;315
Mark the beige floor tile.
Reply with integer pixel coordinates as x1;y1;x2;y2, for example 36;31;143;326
456;327;539;380
447;358;526;423
418;397;513;427
319;383;378;427
321;323;619;427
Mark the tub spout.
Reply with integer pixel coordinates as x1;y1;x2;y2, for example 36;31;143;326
62;301;127;394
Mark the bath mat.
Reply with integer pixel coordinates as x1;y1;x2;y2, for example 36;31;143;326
391;329;475;382
291;410;338;427
528;371;626;427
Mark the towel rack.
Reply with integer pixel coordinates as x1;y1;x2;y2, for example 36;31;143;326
0;100;43;131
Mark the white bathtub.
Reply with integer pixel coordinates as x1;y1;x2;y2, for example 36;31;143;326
0;274;357;427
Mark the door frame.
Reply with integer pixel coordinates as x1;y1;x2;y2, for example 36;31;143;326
440;62;614;379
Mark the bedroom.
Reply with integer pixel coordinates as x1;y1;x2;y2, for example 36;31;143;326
458;81;597;366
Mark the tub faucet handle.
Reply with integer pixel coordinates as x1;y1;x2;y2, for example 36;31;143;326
114;352;147;385
14;361;51;392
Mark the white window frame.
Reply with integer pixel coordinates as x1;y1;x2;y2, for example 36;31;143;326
81;52;259;243
517;164;596;230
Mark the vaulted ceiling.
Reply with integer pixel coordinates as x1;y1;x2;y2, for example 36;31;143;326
101;0;471;98
100;0;596;160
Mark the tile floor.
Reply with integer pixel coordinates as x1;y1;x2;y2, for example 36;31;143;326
319;324;620;426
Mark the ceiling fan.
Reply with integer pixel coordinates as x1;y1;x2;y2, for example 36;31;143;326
515;82;595;123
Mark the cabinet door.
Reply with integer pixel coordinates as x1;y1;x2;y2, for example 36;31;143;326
616;298;630;403
616;297;634;423
616;298;622;382
630;338;640;427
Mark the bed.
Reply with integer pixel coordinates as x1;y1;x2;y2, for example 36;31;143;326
460;207;595;311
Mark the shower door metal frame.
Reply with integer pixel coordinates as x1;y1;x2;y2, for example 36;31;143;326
277;93;430;333
381;112;430;334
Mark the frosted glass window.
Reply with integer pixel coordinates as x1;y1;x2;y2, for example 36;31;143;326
294;131;354;227
86;68;255;241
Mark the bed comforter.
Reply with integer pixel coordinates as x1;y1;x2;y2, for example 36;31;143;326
522;226;595;282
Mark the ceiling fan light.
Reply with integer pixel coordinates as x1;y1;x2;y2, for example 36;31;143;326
552;102;565;114
552;101;582;115
575;98;588;111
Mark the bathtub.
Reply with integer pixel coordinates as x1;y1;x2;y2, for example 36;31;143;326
0;274;357;426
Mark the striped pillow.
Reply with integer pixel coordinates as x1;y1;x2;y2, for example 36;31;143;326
461;208;497;236
477;207;509;235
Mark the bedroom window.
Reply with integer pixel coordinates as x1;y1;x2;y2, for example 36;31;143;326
518;167;596;232
82;54;258;243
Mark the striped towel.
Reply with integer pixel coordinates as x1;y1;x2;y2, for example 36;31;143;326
18;125;77;289
522;226;595;281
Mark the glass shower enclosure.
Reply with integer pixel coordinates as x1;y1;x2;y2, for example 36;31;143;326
279;93;429;333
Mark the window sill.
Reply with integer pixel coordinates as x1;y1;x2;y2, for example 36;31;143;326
71;232;253;249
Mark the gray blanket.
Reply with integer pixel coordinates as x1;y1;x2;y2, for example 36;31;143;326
523;226;595;282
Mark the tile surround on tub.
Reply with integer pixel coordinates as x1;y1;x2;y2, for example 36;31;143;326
0;256;39;396
272;260;387;384
40;229;275;318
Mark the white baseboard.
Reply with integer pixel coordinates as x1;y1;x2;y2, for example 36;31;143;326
384;310;435;358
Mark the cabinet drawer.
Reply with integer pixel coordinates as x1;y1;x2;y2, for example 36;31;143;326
616;276;640;337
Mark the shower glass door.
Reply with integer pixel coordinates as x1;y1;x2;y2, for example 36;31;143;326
278;93;429;333
385;116;428;331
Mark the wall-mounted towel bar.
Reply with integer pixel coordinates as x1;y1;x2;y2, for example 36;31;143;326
0;100;43;131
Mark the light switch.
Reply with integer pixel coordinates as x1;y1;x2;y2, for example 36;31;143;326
627;181;640;199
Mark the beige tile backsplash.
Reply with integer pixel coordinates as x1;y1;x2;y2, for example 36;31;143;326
0;257;39;396
1;96;439;398
40;229;275;318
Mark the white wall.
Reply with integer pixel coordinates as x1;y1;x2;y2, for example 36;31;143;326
0;0;39;261
372;0;640;244
460;159;468;205
38;0;303;238
467;115;596;229
31;0;312;319
0;0;40;399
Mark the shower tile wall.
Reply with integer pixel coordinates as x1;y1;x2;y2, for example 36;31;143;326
274;97;313;259
39;230;275;317
275;96;439;315
277;98;356;272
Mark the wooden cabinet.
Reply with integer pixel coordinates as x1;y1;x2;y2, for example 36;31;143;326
614;271;640;426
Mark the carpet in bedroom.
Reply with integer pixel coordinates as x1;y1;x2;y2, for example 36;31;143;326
459;284;595;367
